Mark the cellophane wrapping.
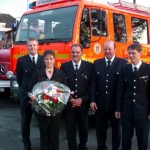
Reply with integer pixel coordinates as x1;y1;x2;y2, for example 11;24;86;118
28;81;71;116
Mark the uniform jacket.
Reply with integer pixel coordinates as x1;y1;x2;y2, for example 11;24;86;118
16;54;44;102
116;62;150;120
60;60;93;107
29;67;67;91
90;57;127;112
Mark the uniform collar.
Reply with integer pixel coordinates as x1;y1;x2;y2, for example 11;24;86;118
29;54;38;64
132;60;142;71
72;60;81;69
105;55;115;64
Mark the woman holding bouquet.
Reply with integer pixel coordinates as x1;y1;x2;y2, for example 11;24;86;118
29;50;67;150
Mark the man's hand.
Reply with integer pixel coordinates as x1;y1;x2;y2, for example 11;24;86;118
70;98;82;107
115;112;121;119
90;102;98;111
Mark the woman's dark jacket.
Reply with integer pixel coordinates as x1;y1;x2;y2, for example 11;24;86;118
29;67;68;92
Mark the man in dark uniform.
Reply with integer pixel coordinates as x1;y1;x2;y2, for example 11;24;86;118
90;40;127;150
16;37;44;150
60;44;93;150
115;43;150;150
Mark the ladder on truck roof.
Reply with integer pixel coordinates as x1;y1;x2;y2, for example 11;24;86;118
108;0;150;15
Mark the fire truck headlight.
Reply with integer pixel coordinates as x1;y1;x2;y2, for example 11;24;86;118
12;81;19;88
6;71;13;79
6;71;17;80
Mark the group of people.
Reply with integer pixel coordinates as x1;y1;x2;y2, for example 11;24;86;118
16;37;150;150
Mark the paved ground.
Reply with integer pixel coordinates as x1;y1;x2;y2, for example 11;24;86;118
0;94;150;150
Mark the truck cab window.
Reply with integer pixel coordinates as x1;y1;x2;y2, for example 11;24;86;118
15;6;77;43
80;8;91;48
91;10;107;36
113;13;127;43
131;17;148;44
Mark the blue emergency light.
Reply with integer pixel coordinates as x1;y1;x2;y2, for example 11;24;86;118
28;1;36;9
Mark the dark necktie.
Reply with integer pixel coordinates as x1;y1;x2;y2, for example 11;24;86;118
107;60;111;69
32;56;36;67
75;64;78;74
133;67;137;76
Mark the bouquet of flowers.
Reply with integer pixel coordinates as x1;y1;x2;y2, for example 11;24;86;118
28;81;71;116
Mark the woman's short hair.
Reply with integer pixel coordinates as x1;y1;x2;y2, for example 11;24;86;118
43;49;55;58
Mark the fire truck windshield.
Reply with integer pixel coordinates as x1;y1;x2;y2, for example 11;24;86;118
15;5;77;43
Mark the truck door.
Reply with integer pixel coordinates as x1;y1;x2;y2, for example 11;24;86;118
79;7;108;61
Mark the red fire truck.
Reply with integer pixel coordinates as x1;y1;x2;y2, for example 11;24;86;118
7;0;150;100
0;23;13;93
